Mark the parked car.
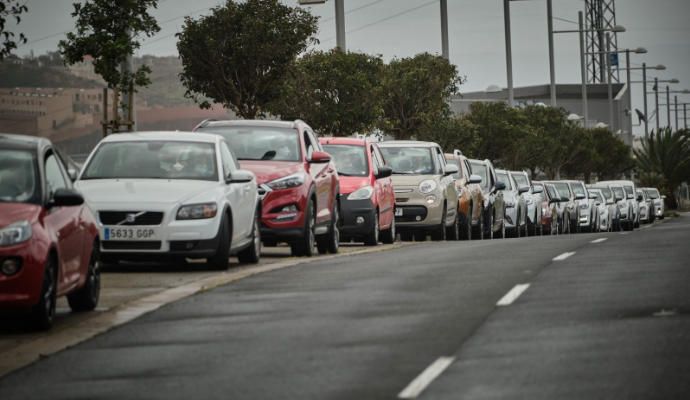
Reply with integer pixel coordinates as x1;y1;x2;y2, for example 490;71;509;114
496;169;527;237
643;187;665;220
320;138;395;245
76;132;261;269
0;134;100;329
534;181;561;234
468;159;506;238
445;150;483;240
588;184;621;231
599;180;637;230
588;188;611;232
563;180;597;233
510;170;543;236
544;181;576;234
195;119;340;256
636;189;653;224
378;141;460;241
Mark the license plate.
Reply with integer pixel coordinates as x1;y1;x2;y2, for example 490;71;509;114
395;208;403;217
103;227;158;241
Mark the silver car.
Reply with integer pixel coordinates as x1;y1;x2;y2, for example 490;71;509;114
588;184;621;231
636;189;654;224
599;180;638;230
496;169;527;237
643;187;665;220
510;170;543;236
588;188;611;232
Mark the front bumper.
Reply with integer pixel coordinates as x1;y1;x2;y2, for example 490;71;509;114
339;198;376;238
0;240;44;309
394;191;445;230
259;186;308;237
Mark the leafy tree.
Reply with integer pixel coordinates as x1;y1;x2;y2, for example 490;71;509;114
267;49;384;136
380;53;462;139
177;0;318;118
0;0;28;60
634;128;690;208
416;113;479;155
59;0;160;94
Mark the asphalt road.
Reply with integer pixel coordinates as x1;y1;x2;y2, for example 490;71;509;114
0;216;688;399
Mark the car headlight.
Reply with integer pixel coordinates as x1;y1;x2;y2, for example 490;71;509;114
348;186;374;200
419;180;437;194
0;220;32;246
266;173;306;190
579;203;589;210
176;203;218;220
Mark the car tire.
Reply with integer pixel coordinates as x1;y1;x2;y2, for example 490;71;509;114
317;201;340;254
208;214;231;270
238;213;261;264
473;206;484;240
446;210;460;241
364;211;380;246
294;200;317;257
431;205;447;241
400;231;413;242
460;210;471;241
67;242;101;312
380;215;396;244
31;256;57;330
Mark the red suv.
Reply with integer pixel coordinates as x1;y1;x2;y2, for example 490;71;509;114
195;120;340;257
320;138;395;245
0;134;100;329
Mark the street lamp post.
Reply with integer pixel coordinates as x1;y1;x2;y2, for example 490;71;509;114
675;95;679;130
504;0;514;106
606;33;614;128
335;0;345;51
547;0;556;106
655;78;660;132
667;85;671;129
578;12;587;127
642;62;648;137
440;0;449;60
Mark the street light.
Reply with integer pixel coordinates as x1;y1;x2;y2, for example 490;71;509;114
625;65;667;137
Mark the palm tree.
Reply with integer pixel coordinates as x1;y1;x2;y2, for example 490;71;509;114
634;128;690;209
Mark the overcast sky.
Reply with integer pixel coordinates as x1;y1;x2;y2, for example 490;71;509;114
12;0;690;135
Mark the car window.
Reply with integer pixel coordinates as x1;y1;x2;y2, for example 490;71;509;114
552;182;572;199
624;185;634;196
533;183;544;193
304;131;316;160
82;141;219;181
220;142;238;177
570;182;586;197
599;187;613;200
546;185;559;200
435;148;446;172
45;152;69;197
512;173;529;188
496;172;512;190
445;159;461;179
198;126;301;162
612;186;625;200
0;149;40;204
645;189;659;199
469;161;489;190
379;147;436;175
592;191;604;203
371;145;386;176
322;144;368;177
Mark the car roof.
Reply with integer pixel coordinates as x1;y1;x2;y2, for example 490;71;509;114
196;119;304;130
598;180;634;185
319;137;367;146
0;133;51;151
100;131;220;144
377;140;439;148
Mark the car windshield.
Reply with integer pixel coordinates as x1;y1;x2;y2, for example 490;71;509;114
496;172;513;190
591;191;604;203
322;144;368;177
445;159;461;179
612;186;625;199
199;126;301;162
598;187;613;201
546;185;559;200
552;182;571;199
570;182;586;197
512;173;529;188
645;189;659;199
0;149;40;204
81;141;218;181
624;185;634;196
469;162;489;190
379;147;436;175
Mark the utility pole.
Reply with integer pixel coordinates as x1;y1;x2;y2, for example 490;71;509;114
675;95;679;130
642;62;648;138
335;0;346;51
578;11;588;127
504;0;514;107
440;0;449;60
654;77;659;133
605;32;614;129
666;85;671;129
547;0;556;106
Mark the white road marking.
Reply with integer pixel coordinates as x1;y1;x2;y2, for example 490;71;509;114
398;357;455;399
590;238;608;244
553;251;576;261
619;232;629;235
496;284;531;306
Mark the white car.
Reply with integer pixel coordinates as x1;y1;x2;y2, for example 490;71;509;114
643;187;665;219
76;132;261;269
588;188;611;232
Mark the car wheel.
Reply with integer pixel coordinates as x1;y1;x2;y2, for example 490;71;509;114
317;201;340;254
295;200;317;257
380;215;396;244
473;206;484;240
208;215;231;270
460;210;471;240
400;231;413;242
31;257;57;330
67;242;101;312
431;205;447;241
446;210;460;241
364;211;380;246
238;213;261;264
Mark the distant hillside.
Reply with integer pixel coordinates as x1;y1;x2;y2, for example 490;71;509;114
0;59;102;89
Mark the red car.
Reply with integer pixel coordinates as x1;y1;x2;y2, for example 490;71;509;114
320;138;395;245
195;120;340;257
0;134;100;329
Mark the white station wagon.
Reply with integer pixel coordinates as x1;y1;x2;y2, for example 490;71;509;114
76;131;261;269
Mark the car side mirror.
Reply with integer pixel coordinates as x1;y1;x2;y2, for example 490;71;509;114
50;188;84;208
468;174;482;185
67;168;79;182
226;169;254;184
495;181;506;191
444;163;459;177
309;151;331;163
376;166;393;179
575;193;585;200
518;186;529;194
532;186;543;194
